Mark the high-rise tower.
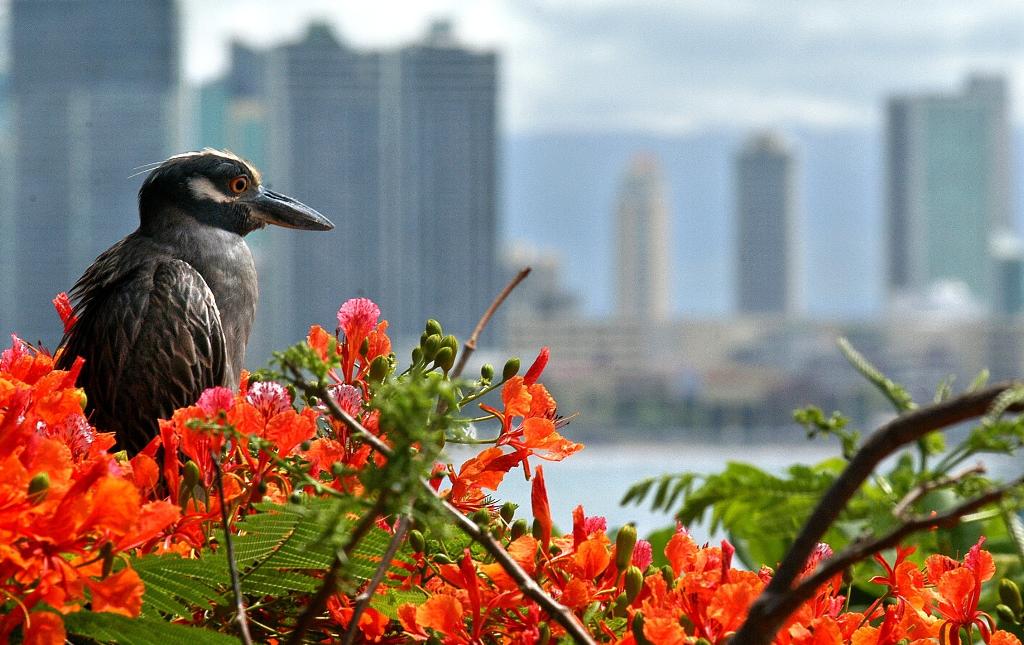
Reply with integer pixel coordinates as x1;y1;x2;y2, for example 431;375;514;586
378;20;498;340
613;154;671;320
886;74;1012;308
6;0;180;342
735;132;796;316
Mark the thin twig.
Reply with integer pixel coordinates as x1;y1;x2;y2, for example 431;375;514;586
753;476;1024;632
291;367;595;643
732;381;1023;644
451;267;531;380
212;450;254;645
432;490;596;644
287;493;393;645
342;514;411;645
891;463;986;519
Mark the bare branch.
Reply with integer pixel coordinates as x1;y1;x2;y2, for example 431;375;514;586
287;493;392;645
430;489;596;645
342;515;411;645
797;477;1023;599
732;381;1024;644
212;449;254;645
891;463;986;519
451;267;531;380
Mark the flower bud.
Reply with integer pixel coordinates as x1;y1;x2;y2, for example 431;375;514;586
299;441;312;452
433;347;455;373
510;519;528;540
502;357;520;380
537;622;550;645
471;509;490;527
660;564;675;589
433;553;453;565
532;518;543;540
615;524;638;571
75;388;87;410
441;335;458;353
411;347;423;364
997;604;1019;625
289;491;304;505
368;355;390;383
422;334;441;361
409;530;426;554
359;337;369;357
425;319;443;336
1001;578;1023;617
613;592;628;617
27;473;49;505
624;565;644;603
500;502;517;524
330;462;346;477
480;363;494;381
631;612;653;645
183;460;202;490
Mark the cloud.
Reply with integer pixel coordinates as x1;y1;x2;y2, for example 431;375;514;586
182;0;1024;133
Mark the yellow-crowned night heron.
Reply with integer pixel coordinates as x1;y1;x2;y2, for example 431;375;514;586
56;150;334;453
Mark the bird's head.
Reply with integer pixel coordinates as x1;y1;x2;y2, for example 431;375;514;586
137;149;334;236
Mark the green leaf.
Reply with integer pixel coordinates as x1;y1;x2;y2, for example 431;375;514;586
63;612;238;645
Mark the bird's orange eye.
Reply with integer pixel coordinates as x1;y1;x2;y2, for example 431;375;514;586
229;176;249;194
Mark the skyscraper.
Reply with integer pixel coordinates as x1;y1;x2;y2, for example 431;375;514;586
613;154;671;321
259;24;384;356
6;0;180;343
885;74;1013;308
378;20;498;340
735;132;796;316
197;21;498;359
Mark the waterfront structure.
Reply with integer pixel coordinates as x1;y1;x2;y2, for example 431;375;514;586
735;132;796;315
7;0;180;342
613;154;671;321
885;74;1013;308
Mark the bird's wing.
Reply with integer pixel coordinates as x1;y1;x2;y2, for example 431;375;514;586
59;258;226;453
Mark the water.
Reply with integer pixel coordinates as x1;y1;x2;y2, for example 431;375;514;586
444;441;839;541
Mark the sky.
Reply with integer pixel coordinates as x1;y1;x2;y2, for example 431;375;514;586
181;1;1024;135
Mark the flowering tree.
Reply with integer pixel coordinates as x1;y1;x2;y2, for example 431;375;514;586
3;277;1024;644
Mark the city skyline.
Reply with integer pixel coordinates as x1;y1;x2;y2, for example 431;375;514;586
886;74;1013;310
198;19;498;356
735;132;797;316
174;2;1024;135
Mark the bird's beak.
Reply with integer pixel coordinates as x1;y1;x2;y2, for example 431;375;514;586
243;186;334;231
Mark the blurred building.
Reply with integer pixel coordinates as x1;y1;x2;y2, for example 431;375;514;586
613;154;671;321
885;74;1013;310
5;0;180;343
377;19;499;342
195;21;497;361
735;132;796;316
501;244;579;322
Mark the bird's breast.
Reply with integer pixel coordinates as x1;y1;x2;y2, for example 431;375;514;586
174;229;258;387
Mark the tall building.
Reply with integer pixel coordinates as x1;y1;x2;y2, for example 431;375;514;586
378;20;498;340
6;0;180;343
260;25;384;356
197;21;498;360
885;74;1013;308
735;132;796;315
613;154;671;321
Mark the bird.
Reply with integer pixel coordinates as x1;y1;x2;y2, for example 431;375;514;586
55;149;334;454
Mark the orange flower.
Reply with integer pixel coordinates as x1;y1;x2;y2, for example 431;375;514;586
86;566;144;617
23;611;65;645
